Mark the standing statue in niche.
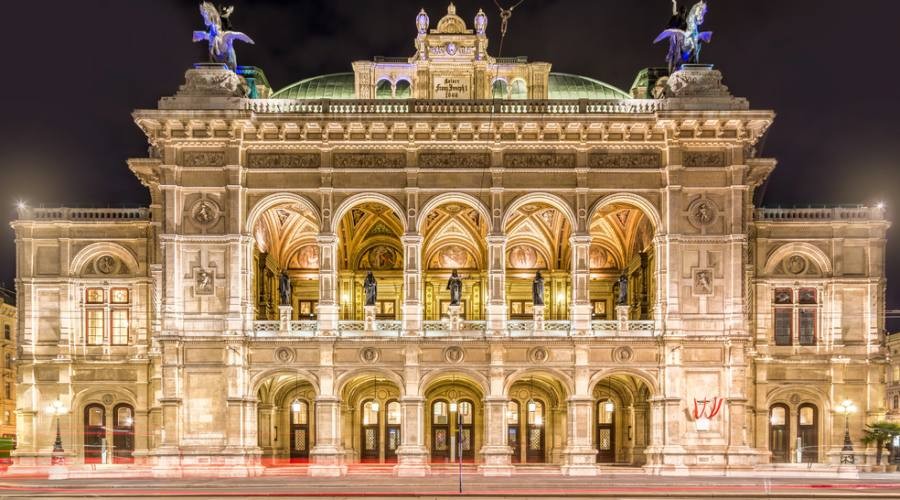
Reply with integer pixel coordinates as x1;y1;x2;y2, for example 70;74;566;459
532;271;545;307
193;2;254;70
447;269;463;306
654;0;713;74
616;274;629;306
364;271;378;307
279;271;292;306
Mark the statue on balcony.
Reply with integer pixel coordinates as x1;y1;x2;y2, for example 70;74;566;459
364;271;378;306
532;271;545;306
193;2;255;71
654;0;713;74
447;269;463;306
279;271;291;306
616;274;629;306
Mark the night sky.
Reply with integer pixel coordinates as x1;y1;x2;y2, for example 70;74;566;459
2;1;898;327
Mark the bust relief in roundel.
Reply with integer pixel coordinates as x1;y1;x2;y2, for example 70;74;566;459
784;254;808;275
94;255;121;275
191;199;220;226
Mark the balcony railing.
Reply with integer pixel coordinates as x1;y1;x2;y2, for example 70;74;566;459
755;206;885;222
250;318;658;338
17;207;151;221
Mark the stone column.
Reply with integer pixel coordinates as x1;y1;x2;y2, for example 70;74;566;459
258;403;275;457
308;396;346;477
633;402;649;465
394;396;430;476
570;235;592;335
401;235;424;335
561;396;598;476
316;234;339;335
479;396;514;476
485;235;508;335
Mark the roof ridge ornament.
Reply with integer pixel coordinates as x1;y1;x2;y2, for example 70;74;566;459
192;1;255;71
434;2;470;34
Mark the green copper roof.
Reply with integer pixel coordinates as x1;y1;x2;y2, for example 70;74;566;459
272;72;629;100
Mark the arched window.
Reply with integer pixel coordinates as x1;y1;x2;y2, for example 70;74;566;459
492;80;509;99
510;79;527;100
432;400;449;425
362;400;379;426
386;401;401;425
893;395;899;410
458;400;473;425
769;404;790;463
112;403;134;463
83;404;106;464
797;403;819;463
395;80;411;99
375;79;393;99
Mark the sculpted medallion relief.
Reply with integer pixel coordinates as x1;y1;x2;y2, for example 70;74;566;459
692;268;714;296
785;255;808;275
359;347;380;364
528;346;550;364
191;199;221;226
274;347;295;364
613;346;634;363
95;255;120;275
687;198;717;228
443;346;465;364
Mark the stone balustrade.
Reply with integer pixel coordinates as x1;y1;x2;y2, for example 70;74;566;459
17;207;150;221
755;206;885;222
245;98;661;115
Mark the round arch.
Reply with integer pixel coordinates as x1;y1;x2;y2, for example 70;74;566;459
245;192;321;235
334;368;406;399
71;387;138;411
763;242;833;276
70;242;141;276
247;368;321;398
416;192;493;234
502;368;574;401
765;385;831;412
331;193;407;234
588;193;663;233
587;368;660;399
502;193;577;233
418;368;490;398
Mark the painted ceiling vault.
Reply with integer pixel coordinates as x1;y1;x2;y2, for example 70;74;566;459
588;204;654;271
254;203;320;270
338;203;404;271
422;203;487;271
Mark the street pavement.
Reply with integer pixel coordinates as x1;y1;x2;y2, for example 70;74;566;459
2;473;900;499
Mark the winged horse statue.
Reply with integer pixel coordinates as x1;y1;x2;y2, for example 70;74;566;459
654;1;713;74
193;2;254;71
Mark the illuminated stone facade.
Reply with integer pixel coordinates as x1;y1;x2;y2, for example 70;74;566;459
0;288;15;439
10;4;890;478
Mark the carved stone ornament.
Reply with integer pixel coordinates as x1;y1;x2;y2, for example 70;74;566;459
588;151;661;169
665;66;731;98
785;255;808;275
683;151;727;168
247;152;321;168
176;65;249;98
95;255;119;275
688;198;717;228
183;151;226;168
102;394;115;405
333;153;406;168
692;268;714;296
359;347;380;364
528;346;550;364
194;268;215;296
613;346;634;363
443;346;465;364
418;152;491;169
192;199;221;226
274;347;295;364
504;153;576;169
789;394;801;405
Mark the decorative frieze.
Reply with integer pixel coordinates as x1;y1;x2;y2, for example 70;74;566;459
333;152;406;168
588;151;661;169
247;152;321;168
683;150;727;168
418;151;491;168
504;153;576;169
183;150;226;167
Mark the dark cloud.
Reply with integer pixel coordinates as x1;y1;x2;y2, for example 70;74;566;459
2;0;898;326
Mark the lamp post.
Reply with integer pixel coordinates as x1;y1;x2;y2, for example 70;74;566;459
48;399;66;465
835;399;857;464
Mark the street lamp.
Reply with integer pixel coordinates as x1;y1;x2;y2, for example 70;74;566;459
835;399;857;464
48;399;66;465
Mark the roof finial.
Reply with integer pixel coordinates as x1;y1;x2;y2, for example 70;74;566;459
416;8;430;34
447;2;456;15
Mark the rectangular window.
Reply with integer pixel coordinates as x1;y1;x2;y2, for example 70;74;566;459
799;308;816;346
86;309;105;345
111;309;129;345
86;288;104;304
774;308;792;346
3;325;9;340
110;288;130;304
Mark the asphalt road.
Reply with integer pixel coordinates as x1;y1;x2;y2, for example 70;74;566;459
2;474;900;499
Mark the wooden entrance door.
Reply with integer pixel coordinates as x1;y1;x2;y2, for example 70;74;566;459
797;404;818;463
526;400;545;463
384;401;401;462
596;400;615;463
111;404;134;464
507;401;520;463
361;400;380;462
84;404;105;464
289;400;310;462
769;404;790;463
431;400;450;462
457;401;475;461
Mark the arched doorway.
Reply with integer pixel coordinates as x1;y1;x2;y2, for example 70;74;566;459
420;200;489;321
424;375;483;464
83;404;105;464
769;404;790;463
340;373;403;464
588;200;658;321
591;374;653;465
503;202;573;321
254;373;318;465
505;373;568;464
385;400;402;461
111;403;134;464
251;200;320;321
289;399;310;462
360;400;380;462
335;202;405;321
507;400;521;463
797;403;818;463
